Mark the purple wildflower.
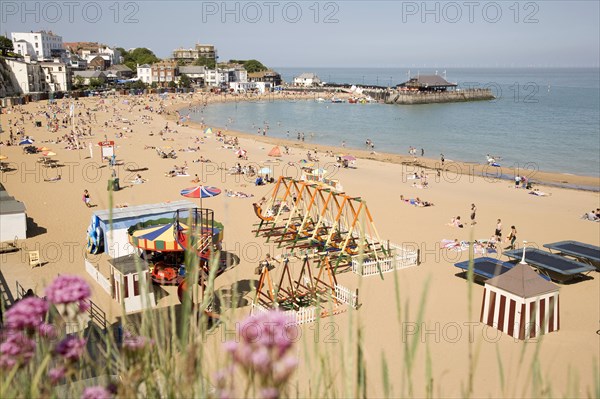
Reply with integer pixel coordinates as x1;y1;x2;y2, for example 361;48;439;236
54;336;87;361
122;332;154;353
218;310;298;394
260;387;280;399
4;297;48;331
0;332;36;369
45;275;91;308
38;323;57;339
80;385;112;399
48;366;66;384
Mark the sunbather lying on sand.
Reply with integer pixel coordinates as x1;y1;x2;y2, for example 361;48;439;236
225;189;254;198
446;216;464;228
529;189;551;196
400;195;434;207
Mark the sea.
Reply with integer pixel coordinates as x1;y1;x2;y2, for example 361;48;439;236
187;68;600;178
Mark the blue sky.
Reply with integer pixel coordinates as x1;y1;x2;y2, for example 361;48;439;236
2;1;598;67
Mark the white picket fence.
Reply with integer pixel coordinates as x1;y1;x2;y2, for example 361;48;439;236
351;243;419;277
390;244;419;270
251;303;318;325
334;284;359;309
85;259;112;295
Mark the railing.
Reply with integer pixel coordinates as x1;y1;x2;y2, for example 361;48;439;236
15;281;27;299
87;299;107;331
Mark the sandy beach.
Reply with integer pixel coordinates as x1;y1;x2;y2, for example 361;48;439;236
0;92;598;397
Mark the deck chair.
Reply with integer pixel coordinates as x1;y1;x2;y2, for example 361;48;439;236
28;250;41;268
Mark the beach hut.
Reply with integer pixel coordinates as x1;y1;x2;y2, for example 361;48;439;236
268;146;282;157
480;260;559;340
108;254;156;313
0;183;27;242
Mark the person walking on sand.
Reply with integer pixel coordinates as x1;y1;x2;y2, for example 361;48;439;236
440;153;445;167
83;190;91;207
494;219;502;242
470;203;477;225
505;226;517;250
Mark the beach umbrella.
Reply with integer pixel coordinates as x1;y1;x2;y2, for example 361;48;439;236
342;155;356;161
235;149;247;157
42;151;56;157
204;128;213;135
258;167;272;175
19;138;34;145
39;147;50;152
180;185;221;209
128;222;187;252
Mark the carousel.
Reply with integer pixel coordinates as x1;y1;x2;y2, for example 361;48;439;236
127;209;225;289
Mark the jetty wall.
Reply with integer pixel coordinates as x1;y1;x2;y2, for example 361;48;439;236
385;89;494;105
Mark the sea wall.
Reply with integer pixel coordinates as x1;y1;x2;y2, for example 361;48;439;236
385;88;494;104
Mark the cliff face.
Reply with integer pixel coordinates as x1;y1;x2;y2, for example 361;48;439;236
0;57;24;98
385;89;495;104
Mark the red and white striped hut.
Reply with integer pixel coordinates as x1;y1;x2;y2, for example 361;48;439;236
480;260;559;340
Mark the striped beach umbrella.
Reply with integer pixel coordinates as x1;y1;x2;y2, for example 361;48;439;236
128;222;187;252
180;185;221;208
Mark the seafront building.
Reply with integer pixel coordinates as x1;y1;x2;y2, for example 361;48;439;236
248;70;283;86
11;31;65;61
73;70;107;86
3;57;71;94
39;60;72;92
173;43;217;64
294;72;322;87
150;61;178;86
136;64;152;84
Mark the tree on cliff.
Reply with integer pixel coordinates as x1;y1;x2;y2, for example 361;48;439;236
192;57;216;69
118;47;160;71
243;60;267;73
0;36;14;56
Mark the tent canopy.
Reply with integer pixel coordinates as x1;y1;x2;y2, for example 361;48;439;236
268;146;282;157
129;222;187;252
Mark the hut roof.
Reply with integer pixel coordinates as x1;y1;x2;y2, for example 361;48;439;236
486;262;558;298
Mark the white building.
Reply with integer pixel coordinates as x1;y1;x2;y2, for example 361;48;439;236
11;31;64;61
4;58;46;94
73;70;107;85
229;68;248;83
39;60;72;92
294;73;322;87
98;46;122;65
204;69;230;87
229;81;272;94
136;64;152;84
